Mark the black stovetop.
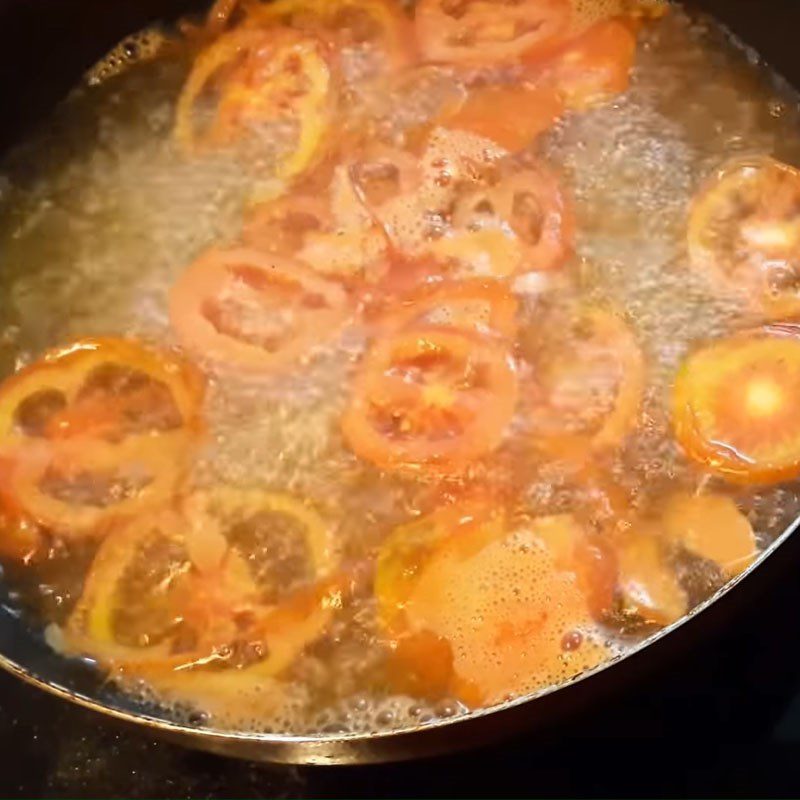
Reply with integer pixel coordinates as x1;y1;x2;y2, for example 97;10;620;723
1;552;799;800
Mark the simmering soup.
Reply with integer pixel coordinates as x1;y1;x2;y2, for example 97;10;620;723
1;0;800;735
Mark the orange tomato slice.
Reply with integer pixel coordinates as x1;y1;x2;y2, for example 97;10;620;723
0;338;204;536
376;503;609;707
341;325;518;473
175;28;334;181
616;529;687;626
661;492;756;577
414;0;571;66
169;247;351;375
688;156;800;317
62;489;338;678
526;306;644;452
672;323;800;484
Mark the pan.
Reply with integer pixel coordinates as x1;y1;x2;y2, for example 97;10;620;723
0;0;798;765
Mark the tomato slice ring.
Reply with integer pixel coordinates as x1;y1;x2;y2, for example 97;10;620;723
169;247;351;374
672;323;800;484
535;18;637;110
174;29;334;181
450;164;574;275
0;338;203;449
615;528;687;627
62;489;338;678
342;325;518;472
525;306;644;452
371;278;518;339
243;168;389;282
0;338;204;535
243;0;417;80
660;492;756;578
376;503;608;707
688;156;800;317
414;0;571;66
2;436;189;536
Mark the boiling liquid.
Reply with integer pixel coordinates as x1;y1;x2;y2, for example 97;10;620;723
1;4;799;734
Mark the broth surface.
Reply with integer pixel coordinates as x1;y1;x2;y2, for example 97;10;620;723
1;0;799;735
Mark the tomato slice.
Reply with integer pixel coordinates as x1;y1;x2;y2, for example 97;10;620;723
441;85;564;151
169;247;351;374
448;163;574;275
244;0;417;81
535;19;637;110
371;278;518;339
376;503;609;707
615;528;687;627
349;129;509;259
62;489;338;680
672;323;800;484
661;492;756;577
243;168;389;282
525;306;644;452
414;0;571;66
174;29;334;181
687;156;800;317
0;338;204;536
342;326;518;472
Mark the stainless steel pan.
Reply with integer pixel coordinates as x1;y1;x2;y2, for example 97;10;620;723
0;0;798;765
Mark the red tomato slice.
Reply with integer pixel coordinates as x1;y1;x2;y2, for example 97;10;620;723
688;156;800;318
672;323;800;484
525;306;644;452
341;325;518;473
442;85;564;151
536;19;637;110
243;169;389;282
169;247;351;375
415;0;571;66
243;0;417;80
371;278;518;339
449;163;574;274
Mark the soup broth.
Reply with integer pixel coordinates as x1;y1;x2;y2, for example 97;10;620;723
0;0;799;735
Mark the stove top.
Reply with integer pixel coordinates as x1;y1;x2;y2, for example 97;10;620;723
1;548;800;800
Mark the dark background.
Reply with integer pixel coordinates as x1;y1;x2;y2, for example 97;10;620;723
2;0;800;796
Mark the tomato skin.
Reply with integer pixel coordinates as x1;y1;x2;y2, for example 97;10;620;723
414;0;571;67
342;325;518;473
672;323;800;484
169;247;351;375
442;85;564;151
525;306;645;453
533;19;637;110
